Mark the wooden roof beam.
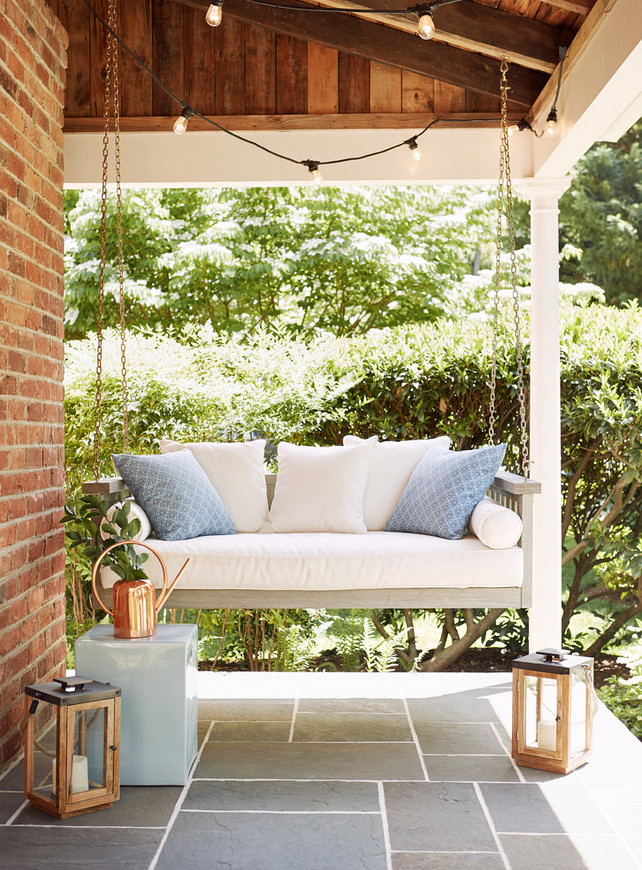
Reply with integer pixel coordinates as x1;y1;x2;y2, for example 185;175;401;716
305;0;575;73
538;0;593;14
169;0;547;106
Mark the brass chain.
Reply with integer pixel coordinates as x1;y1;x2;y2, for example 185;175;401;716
92;0;116;480
110;0;129;453
491;59;529;478
92;0;128;478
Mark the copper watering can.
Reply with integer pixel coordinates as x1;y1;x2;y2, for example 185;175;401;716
91;540;190;639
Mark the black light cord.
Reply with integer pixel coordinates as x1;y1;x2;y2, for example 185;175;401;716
238;0;461;13
81;0;517;175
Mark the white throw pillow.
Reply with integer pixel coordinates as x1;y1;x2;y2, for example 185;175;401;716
269;441;373;533
469;497;523;549
344;434;450;530
159;439;268;533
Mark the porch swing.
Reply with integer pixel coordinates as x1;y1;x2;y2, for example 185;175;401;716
83;8;540;613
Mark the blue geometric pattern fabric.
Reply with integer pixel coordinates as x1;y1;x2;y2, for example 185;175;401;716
385;444;506;540
112;450;236;541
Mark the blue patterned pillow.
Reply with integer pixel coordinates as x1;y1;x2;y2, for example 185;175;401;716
112;450;236;541
385;444;506;540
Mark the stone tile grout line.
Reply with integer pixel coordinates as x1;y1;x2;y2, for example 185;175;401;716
491;721;527;784
147;720;214;870
288;698;299;743
377;781;394;870
473;781;513;870
402;698;430;781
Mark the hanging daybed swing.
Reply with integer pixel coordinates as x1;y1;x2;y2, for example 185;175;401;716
83;4;540;613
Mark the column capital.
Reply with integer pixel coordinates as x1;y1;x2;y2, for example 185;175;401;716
517;176;572;201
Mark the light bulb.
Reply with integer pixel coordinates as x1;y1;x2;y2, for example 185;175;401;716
173;108;192;135
205;2;222;26
310;167;323;185
408;140;422;162
417;12;435;40
507;124;518;138
544;108;557;138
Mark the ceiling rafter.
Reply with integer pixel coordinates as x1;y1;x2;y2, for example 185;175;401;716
537;0;593;14
168;0;548;106
293;0;575;73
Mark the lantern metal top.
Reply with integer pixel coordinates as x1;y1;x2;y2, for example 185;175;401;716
25;676;121;707
512;649;593;676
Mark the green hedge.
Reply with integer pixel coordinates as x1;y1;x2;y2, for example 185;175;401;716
64;298;642;652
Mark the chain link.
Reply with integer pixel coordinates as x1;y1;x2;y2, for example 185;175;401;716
491;59;530;478
110;0;129;453
92;0;128;478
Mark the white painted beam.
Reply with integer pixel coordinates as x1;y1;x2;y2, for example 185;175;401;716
532;0;642;178
63;128;534;188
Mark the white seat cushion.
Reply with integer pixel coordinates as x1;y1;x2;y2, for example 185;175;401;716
101;530;523;593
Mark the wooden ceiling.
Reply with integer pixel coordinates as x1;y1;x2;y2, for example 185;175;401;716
51;0;596;133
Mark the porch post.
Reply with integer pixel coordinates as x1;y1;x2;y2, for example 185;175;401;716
519;177;571;651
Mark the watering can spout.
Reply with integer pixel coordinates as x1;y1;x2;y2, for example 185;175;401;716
155;558;190;611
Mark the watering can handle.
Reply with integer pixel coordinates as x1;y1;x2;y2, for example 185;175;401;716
90;540;170;616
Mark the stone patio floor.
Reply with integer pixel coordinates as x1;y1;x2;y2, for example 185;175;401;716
1;671;641;870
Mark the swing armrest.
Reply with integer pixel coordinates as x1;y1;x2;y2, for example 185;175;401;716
82;477;129;497
490;470;540;496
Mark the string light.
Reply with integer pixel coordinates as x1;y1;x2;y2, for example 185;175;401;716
82;0;537;184
541;45;567;139
508;118;533;137
544;107;558;138
416;5;436;40
406;137;422;161
173;107;193;135
205;1;223;27
304;160;323;184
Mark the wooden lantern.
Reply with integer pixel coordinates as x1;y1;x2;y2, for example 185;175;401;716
24;676;121;819
512;648;596;774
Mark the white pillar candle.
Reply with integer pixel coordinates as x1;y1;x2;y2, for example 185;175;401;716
52;755;89;795
537;719;557;752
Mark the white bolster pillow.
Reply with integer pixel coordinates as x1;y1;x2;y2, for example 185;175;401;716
469;497;522;549
101;498;152;543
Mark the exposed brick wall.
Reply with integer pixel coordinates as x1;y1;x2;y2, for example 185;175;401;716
0;0;68;772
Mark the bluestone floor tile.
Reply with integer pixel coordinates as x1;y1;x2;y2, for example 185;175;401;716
207;720;291;741
198;700;294;721
184;779;381;812
156;810;387;870
197;740;425;780
407;688;507;725
293;711;412;742
589;789;642;854
0;826;163;870
500;833;640;870
384;782;498;852
480;780;612;835
298;698;406;714
423;755;520;782
0;792;26;824
414;722;505;755
392;853;505;870
14;785;182;827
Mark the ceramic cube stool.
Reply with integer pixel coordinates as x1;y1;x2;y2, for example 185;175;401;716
75;624;198;785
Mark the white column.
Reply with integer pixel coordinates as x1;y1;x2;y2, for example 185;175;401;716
519;177;571;652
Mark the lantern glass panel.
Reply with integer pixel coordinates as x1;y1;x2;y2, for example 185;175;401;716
71;707;106;794
30;716;58;801
570;669;588;759
524;674;559;752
